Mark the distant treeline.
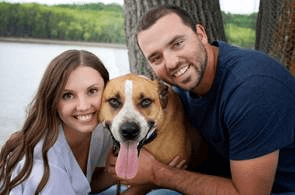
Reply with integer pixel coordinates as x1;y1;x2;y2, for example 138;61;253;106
222;12;257;30
0;2;125;43
0;2;258;47
222;12;257;48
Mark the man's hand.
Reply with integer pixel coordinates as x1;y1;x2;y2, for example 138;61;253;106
106;146;187;194
120;148;187;185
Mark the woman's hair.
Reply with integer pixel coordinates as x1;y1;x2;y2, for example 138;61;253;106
0;50;109;195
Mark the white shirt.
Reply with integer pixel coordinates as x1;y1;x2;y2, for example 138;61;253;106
10;125;112;195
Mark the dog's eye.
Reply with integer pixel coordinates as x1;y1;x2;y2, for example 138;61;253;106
108;98;121;109
140;98;152;108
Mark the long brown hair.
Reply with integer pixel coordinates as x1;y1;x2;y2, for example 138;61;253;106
0;50;109;195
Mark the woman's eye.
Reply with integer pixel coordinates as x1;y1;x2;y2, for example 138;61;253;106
140;98;152;108
62;92;74;100
88;88;98;95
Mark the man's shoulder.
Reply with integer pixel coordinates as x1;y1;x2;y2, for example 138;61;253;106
216;41;294;85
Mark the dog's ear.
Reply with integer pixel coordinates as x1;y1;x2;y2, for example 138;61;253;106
158;81;169;109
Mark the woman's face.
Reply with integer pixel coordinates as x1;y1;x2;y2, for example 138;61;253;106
57;66;105;135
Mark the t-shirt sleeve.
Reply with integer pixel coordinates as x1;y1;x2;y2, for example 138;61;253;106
224;76;295;160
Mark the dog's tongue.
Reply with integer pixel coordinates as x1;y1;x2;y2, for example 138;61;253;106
116;141;139;179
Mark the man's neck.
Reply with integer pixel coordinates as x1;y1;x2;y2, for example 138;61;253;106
192;45;219;96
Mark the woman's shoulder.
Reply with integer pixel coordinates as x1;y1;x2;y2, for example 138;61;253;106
11;159;79;195
11;128;90;194
30;127;71;172
92;124;112;146
88;124;112;169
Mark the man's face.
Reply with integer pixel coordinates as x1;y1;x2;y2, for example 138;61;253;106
137;13;208;91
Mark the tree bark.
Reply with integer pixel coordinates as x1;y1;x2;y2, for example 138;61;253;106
255;0;295;76
123;0;226;78
255;0;282;53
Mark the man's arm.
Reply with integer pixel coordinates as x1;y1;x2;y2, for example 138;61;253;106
124;149;279;195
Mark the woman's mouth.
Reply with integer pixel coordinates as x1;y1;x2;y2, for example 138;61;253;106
75;113;95;122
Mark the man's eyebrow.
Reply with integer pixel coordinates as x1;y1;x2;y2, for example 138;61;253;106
147;35;185;61
167;35;184;46
147;52;160;61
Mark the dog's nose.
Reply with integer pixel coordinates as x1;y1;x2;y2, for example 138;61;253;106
120;122;140;140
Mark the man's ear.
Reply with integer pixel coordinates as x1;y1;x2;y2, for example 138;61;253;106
158;81;169;109
195;24;208;44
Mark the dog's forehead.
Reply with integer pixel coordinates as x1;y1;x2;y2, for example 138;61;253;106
105;74;158;98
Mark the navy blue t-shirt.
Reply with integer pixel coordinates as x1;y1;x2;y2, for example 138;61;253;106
175;41;295;193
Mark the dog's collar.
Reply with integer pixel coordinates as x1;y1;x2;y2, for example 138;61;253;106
137;123;157;154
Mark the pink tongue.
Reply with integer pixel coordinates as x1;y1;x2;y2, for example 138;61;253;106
116;142;139;179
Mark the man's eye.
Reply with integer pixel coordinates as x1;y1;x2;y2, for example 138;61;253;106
62;92;74;100
108;98;121;109
173;40;184;49
150;55;162;65
140;98;153;108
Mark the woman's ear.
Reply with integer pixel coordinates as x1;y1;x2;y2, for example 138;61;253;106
195;24;208;44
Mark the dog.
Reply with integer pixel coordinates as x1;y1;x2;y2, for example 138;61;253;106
99;73;207;180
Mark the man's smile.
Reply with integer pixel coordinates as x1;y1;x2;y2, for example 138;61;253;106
173;64;191;77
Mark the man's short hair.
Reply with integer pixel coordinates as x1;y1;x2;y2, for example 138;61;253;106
136;5;196;39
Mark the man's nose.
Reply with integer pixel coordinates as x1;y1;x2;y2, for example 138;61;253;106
164;51;179;71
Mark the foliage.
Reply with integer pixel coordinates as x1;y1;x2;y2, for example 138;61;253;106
224;24;256;48
222;12;257;30
56;2;124;13
0;2;125;43
0;2;258;47
222;12;258;48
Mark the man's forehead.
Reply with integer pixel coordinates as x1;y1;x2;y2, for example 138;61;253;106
137;14;185;54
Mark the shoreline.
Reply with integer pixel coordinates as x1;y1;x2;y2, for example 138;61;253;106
0;37;127;49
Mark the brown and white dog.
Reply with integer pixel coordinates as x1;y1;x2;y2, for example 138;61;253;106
99;73;205;180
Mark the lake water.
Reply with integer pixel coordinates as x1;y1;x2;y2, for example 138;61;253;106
0;40;130;146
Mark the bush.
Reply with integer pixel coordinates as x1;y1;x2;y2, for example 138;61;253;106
224;24;256;48
222;12;257;48
0;2;125;44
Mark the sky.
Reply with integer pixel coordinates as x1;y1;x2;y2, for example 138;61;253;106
1;0;260;14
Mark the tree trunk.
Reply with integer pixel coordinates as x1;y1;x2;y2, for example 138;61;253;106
255;0;295;76
255;0;282;53
123;0;226;78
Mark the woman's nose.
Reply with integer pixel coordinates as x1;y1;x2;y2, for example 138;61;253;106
76;96;90;111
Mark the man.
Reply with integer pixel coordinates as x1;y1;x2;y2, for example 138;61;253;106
108;5;295;195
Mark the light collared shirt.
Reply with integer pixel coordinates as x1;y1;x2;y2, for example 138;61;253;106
11;124;112;195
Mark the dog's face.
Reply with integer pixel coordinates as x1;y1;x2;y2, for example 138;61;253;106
99;73;168;179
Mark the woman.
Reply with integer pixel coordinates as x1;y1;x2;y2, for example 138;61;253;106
0;50;115;194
